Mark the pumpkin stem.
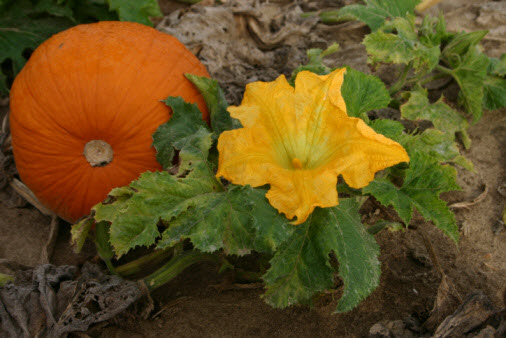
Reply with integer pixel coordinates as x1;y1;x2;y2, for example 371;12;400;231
83;140;113;167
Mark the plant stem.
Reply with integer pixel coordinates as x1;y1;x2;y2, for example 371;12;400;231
435;64;453;75
143;250;219;292
94;221;117;275
115;247;175;277
419;72;451;85
389;62;413;95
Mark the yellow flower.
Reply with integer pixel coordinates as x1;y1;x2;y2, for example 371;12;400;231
216;69;409;224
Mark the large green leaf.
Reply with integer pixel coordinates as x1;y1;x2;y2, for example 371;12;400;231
400;87;469;142
447;46;489;122
152;96;210;170
185;74;241;135
157;186;293;255
364;16;440;73
341;67;390;118
368;119;405;140
400;130;473;170
442;30;488;65
263;199;381;313
482;75;506;110
328;0;420;31
107;0;161;26
94;171;218;256
363;152;460;243
488;54;506;77
368;118;472;170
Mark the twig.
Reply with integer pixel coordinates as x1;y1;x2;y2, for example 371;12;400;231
420;231;445;277
10;178;54;217
0;258;31;271
40;215;59;264
449;184;488;210
150;296;190;319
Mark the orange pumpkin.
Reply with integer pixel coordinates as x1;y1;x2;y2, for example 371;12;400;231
9;21;210;222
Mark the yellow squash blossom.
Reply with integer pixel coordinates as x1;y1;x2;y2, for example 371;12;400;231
216;69;409;224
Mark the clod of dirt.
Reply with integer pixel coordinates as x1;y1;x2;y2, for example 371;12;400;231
0;262;143;337
156;0;321;104
433;291;501;337
369;318;424;338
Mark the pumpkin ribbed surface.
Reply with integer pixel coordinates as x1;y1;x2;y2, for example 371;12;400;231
9;21;210;222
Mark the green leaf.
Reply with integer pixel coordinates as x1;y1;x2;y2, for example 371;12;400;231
363;152;460;243
400;130;473;171
94;170;218;257
71;217;94;253
174;127;215;179
106;0;161;26
400;87;469;139
488;54;506;77
94;170;289;256
368;119;405;140
152;96;210;170
0;0;74;94
364;16;440;73
158;186;293;255
185;74;241;135
331;0;420;31
419;13;448;47
341;67;391;118
447;46;489;123
442;30;488;66
263;199;381;313
482;75;506;110
34;0;75;21
249;188;296;254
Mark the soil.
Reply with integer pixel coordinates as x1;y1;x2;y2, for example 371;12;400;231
1;0;505;337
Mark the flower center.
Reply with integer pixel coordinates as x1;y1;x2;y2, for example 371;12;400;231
292;158;303;170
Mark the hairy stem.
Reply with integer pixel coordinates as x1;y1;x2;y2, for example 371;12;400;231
143;251;219;291
389;62;413;95
115;247;175;277
419;72;452;86
435;64;453;75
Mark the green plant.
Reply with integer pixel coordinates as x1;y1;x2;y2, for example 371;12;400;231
71;0;505;313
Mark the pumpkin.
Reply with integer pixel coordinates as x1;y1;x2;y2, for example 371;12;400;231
9;21;210;222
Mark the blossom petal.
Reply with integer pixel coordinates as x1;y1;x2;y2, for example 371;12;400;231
227;75;295;128
265;168;338;224
294;69;347;116
331;119;409;188
216;127;278;187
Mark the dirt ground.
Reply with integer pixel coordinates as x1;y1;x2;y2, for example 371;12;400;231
1;0;505;337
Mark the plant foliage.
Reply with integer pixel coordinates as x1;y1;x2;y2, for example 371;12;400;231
70;0;505;314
